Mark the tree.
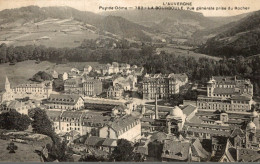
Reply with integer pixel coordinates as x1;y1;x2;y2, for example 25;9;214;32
0;110;31;131
46;140;74;162
110;139;135;161
53;79;64;92
7;142;18;153
31;71;53;82
31;108;54;137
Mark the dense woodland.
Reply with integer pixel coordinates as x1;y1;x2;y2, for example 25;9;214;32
198;10;260;57
0;43;259;97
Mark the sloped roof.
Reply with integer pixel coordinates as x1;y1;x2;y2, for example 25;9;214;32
182;104;197;117
230;128;245;138
213;88;236;95
161;140;190;161
102;138;117;147
60;111;85;119
191;138;210;159
48;94;82;105
108;115;139;133
231;94;252;101
46;110;62;121
186;115;203;124
85;136;105;147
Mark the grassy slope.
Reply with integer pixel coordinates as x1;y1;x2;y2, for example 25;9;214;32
0;139;41;162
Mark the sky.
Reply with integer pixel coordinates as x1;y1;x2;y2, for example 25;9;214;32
0;0;259;17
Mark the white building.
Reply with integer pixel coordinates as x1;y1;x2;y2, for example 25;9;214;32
99;115;141;142
46;94;84;110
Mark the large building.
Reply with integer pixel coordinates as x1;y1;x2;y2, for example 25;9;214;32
142;73;188;100
64;77;102;97
197;76;253;113
0;77;53;103
47;110;86;135
46;94;84;110
99;115;141;142
83;78;102;96
64;78;83;94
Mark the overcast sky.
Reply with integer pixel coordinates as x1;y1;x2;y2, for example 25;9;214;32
0;0;259;17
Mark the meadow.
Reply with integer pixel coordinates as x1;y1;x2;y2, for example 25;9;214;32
0;139;42;162
0;18;100;48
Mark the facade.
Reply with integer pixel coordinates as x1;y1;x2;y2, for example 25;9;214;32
83;78;102;96
207;76;253;97
143;73;188;100
0;77;52;103
46;94;84;110
99;115;141;142
64;78;83;94
112;75;137;91
197;76;253;113
47;110;86;135
107;84;124;99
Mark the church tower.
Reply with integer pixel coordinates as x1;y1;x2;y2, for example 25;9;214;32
5;76;11;92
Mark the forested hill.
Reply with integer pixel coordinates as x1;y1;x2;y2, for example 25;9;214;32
0;6;102;26
0;6;151;41
197;10;260;58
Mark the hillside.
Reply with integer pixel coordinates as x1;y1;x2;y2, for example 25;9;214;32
102;10;250;39
0;6;152;46
99;16;151;41
197;10;260;57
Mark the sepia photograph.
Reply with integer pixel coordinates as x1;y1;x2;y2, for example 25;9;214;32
0;0;259;162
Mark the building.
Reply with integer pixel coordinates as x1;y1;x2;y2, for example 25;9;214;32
107;84;124;99
83;78;102;96
0;77;53;103
83;65;92;74
47;110;86;135
161;136;209;162
112;75;137;91
85;136;117;154
82;112;111;136
143;73;188;100
207;76;253;98
99;115;141;142
46;94;84;110
62;72;68;81
59;111;86;135
0;100;41;115
0;77;14;102
64;78;83;94
197;76;253;113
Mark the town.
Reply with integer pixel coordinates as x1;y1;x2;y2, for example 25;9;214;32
0;60;259;162
0;1;260;162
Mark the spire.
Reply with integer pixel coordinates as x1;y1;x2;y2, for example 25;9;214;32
5;76;11;91
5;76;9;85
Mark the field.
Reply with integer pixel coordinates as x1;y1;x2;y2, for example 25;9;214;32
0;139;42;162
0;18;101;48
0;60;105;91
157;47;221;61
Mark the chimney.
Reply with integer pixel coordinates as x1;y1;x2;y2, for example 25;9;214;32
155;93;158;120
